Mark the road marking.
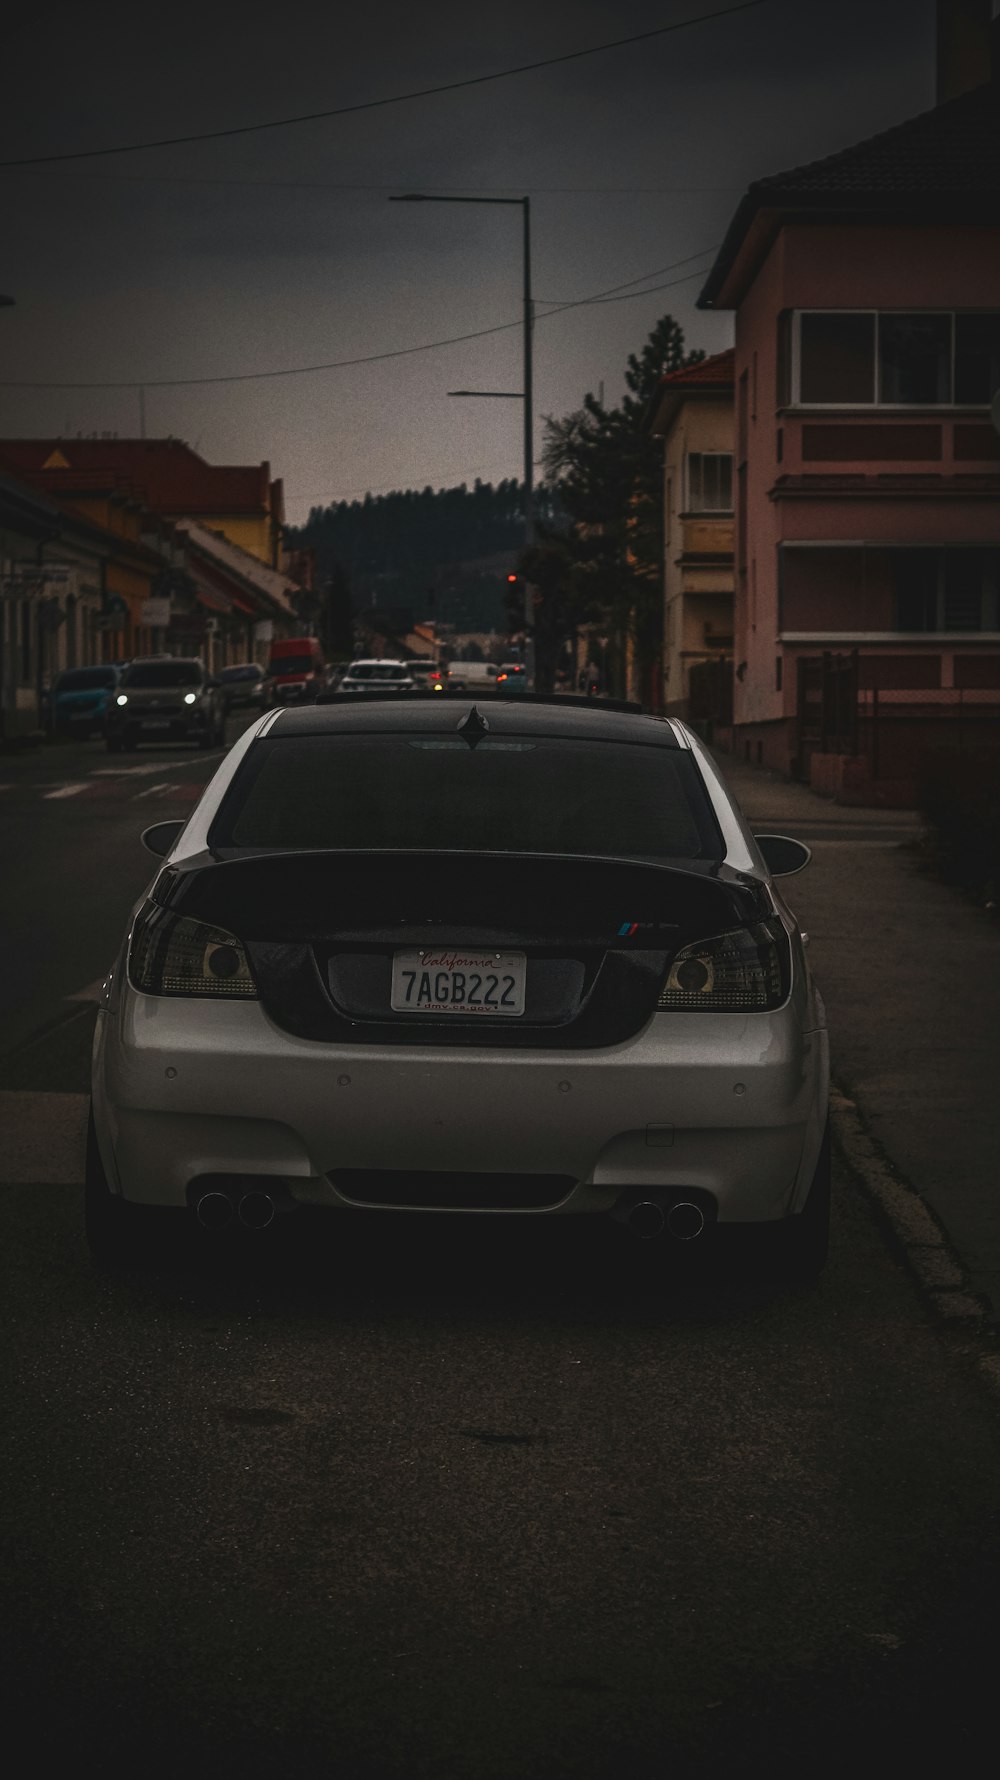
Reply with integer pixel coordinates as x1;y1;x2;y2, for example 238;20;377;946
43;783;90;800
90;762;181;778
132;782;180;799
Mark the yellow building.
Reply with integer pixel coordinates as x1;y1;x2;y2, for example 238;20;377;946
0;440;284;569
647;350;735;723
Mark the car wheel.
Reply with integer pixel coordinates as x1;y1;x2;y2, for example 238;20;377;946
84;1105;167;1270
774;1118;831;1284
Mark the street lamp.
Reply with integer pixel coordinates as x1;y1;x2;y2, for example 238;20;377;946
389;192;535;684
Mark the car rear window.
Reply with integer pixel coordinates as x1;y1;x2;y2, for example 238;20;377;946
221;665;260;682
210;734;723;861
346;663;408;681
121;662;202;688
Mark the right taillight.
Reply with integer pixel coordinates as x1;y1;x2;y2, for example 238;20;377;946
657;919;789;1012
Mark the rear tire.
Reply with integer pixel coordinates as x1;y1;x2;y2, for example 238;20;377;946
777;1119;831;1284
84;1106;175;1270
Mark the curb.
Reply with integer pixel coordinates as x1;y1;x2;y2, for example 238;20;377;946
829;1085;1000;1395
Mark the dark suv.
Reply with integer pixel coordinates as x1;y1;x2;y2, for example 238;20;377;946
105;657;225;752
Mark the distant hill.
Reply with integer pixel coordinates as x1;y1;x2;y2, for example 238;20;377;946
289;478;559;633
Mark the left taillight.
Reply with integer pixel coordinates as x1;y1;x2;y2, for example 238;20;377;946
128;904;258;998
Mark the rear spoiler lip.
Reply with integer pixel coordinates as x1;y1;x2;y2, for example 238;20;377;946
166;845;761;885
149;848;771;939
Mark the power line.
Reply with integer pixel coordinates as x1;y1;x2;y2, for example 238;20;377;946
0;250;719;390
536;246;718;306
0;2;771;167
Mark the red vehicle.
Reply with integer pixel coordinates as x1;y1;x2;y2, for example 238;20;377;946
267;636;327;705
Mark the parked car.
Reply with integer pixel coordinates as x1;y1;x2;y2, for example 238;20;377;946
495;662;528;695
405;659;443;692
218;662;272;713
442;659;499;691
44;664;122;736
104;656;226;752
334;659;416;695
87;697;829;1280
267;636;327;705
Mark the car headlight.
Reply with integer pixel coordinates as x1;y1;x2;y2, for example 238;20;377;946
129;905;257;998
184;691;197;705
116;694;128;706
657;919;789;1012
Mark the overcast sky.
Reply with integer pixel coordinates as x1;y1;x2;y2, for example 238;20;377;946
1;0;938;526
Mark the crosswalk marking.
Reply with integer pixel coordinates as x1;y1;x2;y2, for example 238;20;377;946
90;761;186;777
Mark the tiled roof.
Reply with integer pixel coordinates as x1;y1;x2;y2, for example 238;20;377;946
700;78;1000;307
657;348;734;390
0;439;273;516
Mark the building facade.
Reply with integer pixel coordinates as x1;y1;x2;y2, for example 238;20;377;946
647;349;735;726
697;41;1000;803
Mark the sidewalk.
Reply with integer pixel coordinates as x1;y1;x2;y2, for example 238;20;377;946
714;748;1000;1322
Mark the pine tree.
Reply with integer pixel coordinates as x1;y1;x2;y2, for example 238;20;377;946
532;313;702;701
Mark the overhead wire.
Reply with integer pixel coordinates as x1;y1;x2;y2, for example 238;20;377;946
0;250;720;390
0;2;771;168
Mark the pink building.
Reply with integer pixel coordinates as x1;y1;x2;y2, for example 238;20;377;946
697;20;1000;803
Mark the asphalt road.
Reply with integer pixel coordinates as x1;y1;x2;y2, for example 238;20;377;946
3;726;1000;1777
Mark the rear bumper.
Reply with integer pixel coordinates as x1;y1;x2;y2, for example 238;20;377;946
93;991;829;1223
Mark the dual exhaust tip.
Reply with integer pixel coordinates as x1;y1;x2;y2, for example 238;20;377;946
627;1199;706;1241
196;1188;706;1240
195;1189;276;1232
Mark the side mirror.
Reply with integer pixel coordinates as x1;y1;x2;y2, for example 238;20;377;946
141;818;185;858
753;833;812;876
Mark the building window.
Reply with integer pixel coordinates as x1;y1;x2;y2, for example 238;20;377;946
892;549;1000;632
686;453;733;511
799;312;875;404
879;314;950;404
794;311;1000;406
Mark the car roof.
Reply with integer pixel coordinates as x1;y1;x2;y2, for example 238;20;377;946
126;654;202;668
346;658;408;667
260;697;683;747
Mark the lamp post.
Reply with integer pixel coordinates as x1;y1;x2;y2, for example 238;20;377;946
389;193;535;685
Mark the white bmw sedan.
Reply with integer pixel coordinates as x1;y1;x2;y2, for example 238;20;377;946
87;696;829;1277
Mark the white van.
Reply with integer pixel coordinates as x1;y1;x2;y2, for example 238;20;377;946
444;660;499;690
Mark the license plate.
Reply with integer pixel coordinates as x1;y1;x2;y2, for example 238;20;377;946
141;719;171;729
390;949;526;1016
